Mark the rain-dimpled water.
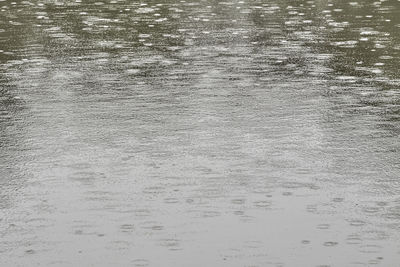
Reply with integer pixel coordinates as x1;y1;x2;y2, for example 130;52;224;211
0;0;399;266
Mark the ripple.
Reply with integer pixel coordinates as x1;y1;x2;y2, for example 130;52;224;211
346;235;362;245
158;238;180;250
25;249;35;254
253;200;272;208
317;224;330;230
323;241;338;247
164;198;179;204
362;206;381;214
231;198;246;204
120;224;135;232
140;221;164;231
332;197;344;203
348;220;366;227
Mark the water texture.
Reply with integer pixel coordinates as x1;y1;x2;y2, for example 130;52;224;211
0;0;399;266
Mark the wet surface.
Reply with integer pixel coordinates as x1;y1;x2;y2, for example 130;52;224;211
0;0;399;266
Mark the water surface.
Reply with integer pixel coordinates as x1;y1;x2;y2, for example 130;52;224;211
0;0;399;266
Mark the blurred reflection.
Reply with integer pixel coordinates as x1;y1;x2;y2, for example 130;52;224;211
0;0;399;266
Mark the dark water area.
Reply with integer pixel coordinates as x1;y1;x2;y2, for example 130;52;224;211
0;0;399;266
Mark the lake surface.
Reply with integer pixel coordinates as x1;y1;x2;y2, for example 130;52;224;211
0;0;399;266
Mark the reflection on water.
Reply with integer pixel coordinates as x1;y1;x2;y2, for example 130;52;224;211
0;0;399;266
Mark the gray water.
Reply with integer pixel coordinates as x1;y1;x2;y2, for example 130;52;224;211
0;0;399;266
